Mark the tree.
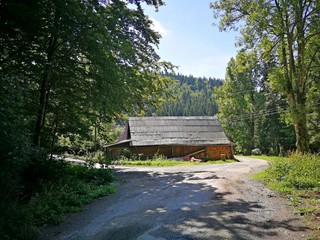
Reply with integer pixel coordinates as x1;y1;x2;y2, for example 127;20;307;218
307;81;320;151
146;73;223;116
215;51;296;154
1;0;171;148
211;0;320;152
0;0;173;199
306;44;320;152
214;52;258;154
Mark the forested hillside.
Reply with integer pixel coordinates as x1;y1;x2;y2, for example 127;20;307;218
147;73;223;116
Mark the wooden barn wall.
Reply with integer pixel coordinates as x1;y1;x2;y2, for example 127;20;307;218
205;145;233;160
113;146;208;159
107;144;233;160
172;146;204;157
105;142;130;157
130;146;172;158
106;148;121;157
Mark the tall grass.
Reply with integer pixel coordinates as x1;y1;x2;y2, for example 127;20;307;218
257;154;320;191
254;154;320;236
246;155;288;162
112;155;236;167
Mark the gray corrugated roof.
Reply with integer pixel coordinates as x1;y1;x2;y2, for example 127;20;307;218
129;116;231;146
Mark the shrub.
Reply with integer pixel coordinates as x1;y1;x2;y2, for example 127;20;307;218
255;153;320;234
85;150;113;168
0;203;36;240
0;161;115;239
264;153;320;191
251;148;262;155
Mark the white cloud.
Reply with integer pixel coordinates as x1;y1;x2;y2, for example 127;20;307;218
150;17;168;37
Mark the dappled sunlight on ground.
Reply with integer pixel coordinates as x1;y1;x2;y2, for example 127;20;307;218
39;159;313;240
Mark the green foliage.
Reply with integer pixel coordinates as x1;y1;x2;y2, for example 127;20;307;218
0;74;34;203
147;73;223;116
1;0;173;149
113;159;186;167
112;155;236;167
214;50;296;155
214;53;256;154
261;154;320;191
211;0;320;152
268;67;286;92
58;134;94;155
0;203;36;240
307;81;320;152
0;162;115;239
57;121;124;156
1;4;172;238
254;154;320;234
87;150;109;163
246;155;288;162
93;122;124;146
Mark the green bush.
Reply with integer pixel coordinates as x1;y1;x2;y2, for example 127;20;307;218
255;154;320;235
263;154;320;191
0;162;115;239
85;150;113;168
0;203;36;240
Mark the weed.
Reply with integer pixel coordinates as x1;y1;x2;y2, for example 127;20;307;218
0;203;36;240
0;162;115;239
245;155;288;162
112;157;236;167
254;153;320;237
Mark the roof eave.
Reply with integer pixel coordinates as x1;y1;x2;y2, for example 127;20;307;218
104;139;132;148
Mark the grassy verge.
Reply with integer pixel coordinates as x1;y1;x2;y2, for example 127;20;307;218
244;155;288;162
252;154;320;238
0;162;115;240
112;157;236;167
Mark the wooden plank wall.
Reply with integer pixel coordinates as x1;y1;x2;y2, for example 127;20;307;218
172;146;204;157
107;145;233;160
131;146;172;159
205;145;233;160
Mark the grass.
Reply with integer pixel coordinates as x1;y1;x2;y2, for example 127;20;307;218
252;153;320;238
244;155;288;162
0;162;115;240
112;158;236;167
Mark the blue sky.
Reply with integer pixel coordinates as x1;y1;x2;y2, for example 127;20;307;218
143;0;239;79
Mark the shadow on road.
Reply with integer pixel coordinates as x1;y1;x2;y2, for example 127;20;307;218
92;169;309;240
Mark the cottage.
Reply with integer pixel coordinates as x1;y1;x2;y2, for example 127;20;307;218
105;116;233;160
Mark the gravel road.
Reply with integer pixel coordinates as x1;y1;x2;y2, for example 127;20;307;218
39;157;312;240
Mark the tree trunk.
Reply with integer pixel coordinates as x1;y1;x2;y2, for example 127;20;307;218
33;6;60;147
248;122;255;154
294;116;309;153
289;94;309;153
248;90;255;154
33;74;50;146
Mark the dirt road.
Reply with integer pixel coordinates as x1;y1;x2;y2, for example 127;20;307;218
39;157;312;240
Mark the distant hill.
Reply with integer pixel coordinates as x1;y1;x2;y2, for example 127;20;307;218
146;73;223;116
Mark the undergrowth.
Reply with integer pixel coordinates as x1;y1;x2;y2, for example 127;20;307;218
253;154;320;237
246;155;288;162
112;155;236;167
0;162;115;240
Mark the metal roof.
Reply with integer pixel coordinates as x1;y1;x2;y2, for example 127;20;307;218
128;116;231;146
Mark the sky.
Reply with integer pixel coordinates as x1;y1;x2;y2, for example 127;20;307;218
143;0;239;79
